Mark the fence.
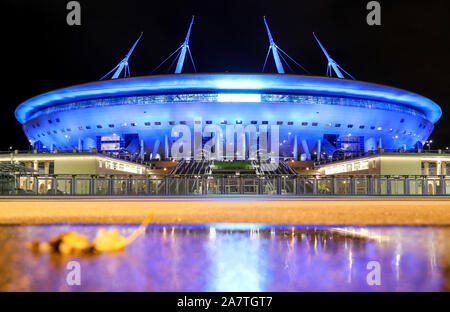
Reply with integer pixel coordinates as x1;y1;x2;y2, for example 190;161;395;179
2;174;450;196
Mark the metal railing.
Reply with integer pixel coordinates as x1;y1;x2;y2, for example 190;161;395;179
2;174;450;196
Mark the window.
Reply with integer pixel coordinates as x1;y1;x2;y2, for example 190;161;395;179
78;126;83;130
180;121;186;125
108;124;114;128
169;121;175;125
287;121;293;125
236;120;242;124
47;131;51;135
86;126;91;129
262;121;268;125
97;125;102;129
194;120;201;124
53;130;57;134
276;121;283;125
154;122;161;125
56;118;60;123
325;123;331;127
347;124;353;128
60;129;65;133
400;118;405;123
389;128;393;132
312;122;318;126
301;122;308;126
122;122;127;127
251;120;257;124
131;122;137;126
220;120;227;124
335;123;341;127
48;120;52;124
359;125;365;129
206;120;212;124
377;127;382;131
370;126;375;130
145;122;151;126
37;123;40;127
66;128;71;132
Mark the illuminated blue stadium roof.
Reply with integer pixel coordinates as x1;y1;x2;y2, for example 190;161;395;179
15;74;442;124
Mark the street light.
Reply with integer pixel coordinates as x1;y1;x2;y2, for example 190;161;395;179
426;139;433;152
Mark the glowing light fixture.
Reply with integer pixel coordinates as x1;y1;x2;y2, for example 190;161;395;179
217;93;261;102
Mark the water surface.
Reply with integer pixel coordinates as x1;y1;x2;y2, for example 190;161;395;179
0;224;449;291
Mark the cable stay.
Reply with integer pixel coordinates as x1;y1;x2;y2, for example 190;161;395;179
313;32;355;79
262;17;310;74
100;32;143;80
151;16;197;74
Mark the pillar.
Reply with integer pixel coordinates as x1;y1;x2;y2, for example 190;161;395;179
151;139;160;160
164;135;169;160
140;139;145;161
317;139;322;161
293;135;298;160
301;139;310;160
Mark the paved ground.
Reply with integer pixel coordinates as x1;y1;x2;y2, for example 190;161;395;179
1;195;450;225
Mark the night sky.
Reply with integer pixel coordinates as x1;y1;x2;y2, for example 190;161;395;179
2;0;449;150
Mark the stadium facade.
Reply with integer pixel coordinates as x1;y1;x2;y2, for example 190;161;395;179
14;17;442;162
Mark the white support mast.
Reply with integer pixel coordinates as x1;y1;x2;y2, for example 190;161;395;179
313;32;355;79
100;32;143;80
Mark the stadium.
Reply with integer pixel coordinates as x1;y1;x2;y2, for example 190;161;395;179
14;17;442;163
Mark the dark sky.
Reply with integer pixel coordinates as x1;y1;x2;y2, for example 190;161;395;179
2;0;449;150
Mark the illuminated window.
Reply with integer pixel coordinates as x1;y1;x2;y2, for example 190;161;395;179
325;123;331;127
78;126;83;130
377;127;382;130
220;120;227;124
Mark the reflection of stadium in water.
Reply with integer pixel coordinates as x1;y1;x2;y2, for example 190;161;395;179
0;225;448;291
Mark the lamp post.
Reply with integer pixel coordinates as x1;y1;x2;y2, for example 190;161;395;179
426;140;433;152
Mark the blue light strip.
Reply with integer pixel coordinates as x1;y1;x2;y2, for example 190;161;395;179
15;74;442;124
